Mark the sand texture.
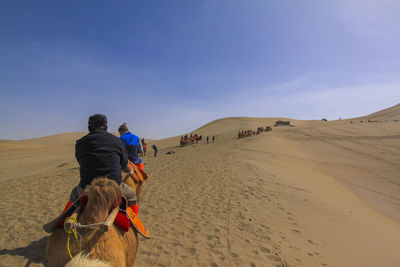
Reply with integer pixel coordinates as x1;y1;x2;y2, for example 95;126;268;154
1;104;400;266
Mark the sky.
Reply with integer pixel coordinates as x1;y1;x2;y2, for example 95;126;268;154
1;0;399;140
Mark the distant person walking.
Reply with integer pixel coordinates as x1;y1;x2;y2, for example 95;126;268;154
152;144;158;157
207;136;209;144
212;136;215;143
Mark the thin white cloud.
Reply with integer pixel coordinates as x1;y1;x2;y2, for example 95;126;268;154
215;73;400;121
280;82;400;120
136;73;400;138
333;0;400;38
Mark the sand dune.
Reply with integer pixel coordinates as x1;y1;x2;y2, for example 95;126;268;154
359;103;400;121
0;132;84;181
0;104;399;266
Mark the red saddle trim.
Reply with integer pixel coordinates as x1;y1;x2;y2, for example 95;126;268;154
55;195;130;231
114;212;130;231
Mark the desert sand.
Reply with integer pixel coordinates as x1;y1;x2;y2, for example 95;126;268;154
1;104;400;266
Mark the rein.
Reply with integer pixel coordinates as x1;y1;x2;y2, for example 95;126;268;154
63;207;119;259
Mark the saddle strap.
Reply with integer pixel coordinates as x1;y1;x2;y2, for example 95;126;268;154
130;162;147;181
124;161;148;183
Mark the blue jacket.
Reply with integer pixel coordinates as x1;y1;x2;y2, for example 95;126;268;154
119;131;143;164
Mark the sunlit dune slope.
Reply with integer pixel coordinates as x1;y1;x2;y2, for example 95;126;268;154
359;103;400;121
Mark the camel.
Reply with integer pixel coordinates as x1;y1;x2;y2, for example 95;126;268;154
140;141;147;157
123;166;144;204
46;178;138;267
65;252;112;267
143;143;147;156
193;134;202;143
180;135;192;146
180;134;202;146
180;136;186;147
238;130;253;138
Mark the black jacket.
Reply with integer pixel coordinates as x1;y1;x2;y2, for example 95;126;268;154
75;129;128;188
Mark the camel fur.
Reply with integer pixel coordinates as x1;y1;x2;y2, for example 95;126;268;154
46;178;138;267
65;252;112;267
123;173;143;204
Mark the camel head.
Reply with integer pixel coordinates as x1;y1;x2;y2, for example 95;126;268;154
82;177;122;222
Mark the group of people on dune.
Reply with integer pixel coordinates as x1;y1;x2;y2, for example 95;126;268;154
139;137;158;157
238;125;271;138
140;137;147;156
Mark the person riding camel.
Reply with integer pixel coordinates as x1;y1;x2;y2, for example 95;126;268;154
68;114;139;215
141;138;147;156
118;123;144;172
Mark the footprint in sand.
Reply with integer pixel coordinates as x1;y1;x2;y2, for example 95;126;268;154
261;224;270;230
231;252;239;258
260;246;271;254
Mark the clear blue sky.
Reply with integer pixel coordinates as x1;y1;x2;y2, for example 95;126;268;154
1;0;399;140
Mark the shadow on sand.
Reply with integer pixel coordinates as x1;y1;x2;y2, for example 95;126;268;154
0;236;48;267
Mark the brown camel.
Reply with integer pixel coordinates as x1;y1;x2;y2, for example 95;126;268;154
122;160;148;204
139;142;147;157
46;178;138;267
65;252;112;267
123;170;144;204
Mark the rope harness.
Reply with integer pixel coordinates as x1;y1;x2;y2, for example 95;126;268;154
63;212;118;259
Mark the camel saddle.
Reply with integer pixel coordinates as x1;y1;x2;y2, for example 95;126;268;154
43;195;150;239
124;160;148;184
118;197;150;239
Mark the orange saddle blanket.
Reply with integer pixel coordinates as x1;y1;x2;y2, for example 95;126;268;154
125;161;148;183
53;196;150;238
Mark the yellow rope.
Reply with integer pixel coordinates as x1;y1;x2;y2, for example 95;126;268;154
64;217;80;259
63;214;111;259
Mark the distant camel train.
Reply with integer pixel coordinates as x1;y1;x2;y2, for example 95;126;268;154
180;133;202;146
238;126;271;138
